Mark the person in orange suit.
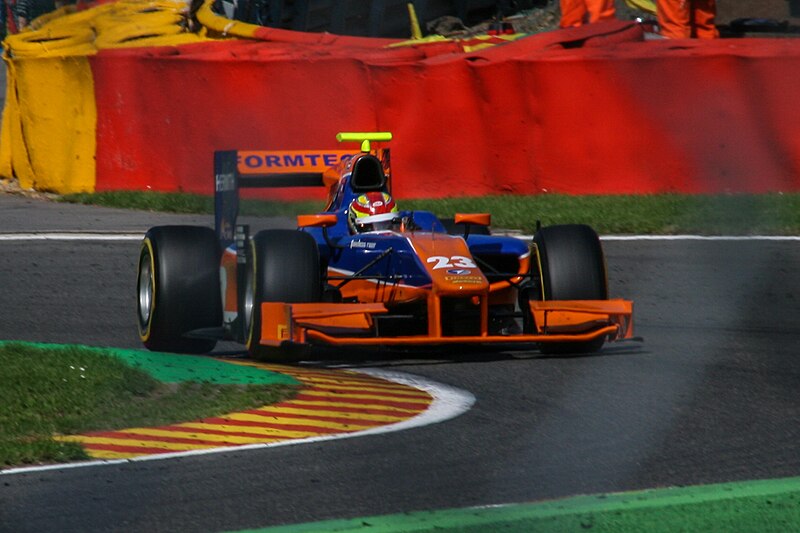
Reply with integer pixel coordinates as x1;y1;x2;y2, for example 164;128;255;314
559;0;616;28
657;0;719;38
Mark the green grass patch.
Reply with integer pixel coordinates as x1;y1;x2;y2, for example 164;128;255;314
254;477;800;533
0;343;298;468
59;191;800;235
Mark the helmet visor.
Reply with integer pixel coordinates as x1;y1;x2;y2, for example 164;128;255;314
355;212;397;232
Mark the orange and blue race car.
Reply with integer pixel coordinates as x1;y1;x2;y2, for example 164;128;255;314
136;132;633;360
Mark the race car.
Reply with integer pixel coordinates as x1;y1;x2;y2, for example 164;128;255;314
136;132;633;359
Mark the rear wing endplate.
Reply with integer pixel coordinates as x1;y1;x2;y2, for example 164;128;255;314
214;133;392;249
214;150;351;248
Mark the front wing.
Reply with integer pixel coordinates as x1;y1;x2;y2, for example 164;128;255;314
256;299;633;348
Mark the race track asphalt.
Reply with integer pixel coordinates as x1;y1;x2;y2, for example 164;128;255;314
1;195;799;532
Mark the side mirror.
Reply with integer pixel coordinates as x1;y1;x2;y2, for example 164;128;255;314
297;214;338;228
453;213;490;239
297;213;344;250
454;213;491;227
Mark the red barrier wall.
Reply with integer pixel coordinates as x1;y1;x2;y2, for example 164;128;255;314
92;21;800;199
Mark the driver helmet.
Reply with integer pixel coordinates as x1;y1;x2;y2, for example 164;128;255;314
348;192;398;233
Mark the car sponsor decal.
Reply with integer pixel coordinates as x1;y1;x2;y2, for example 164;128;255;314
350;240;377;249
426;255;478;270
214;171;236;192
444;275;485;284
237;150;354;174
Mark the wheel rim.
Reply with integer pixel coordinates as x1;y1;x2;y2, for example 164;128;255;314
137;249;154;329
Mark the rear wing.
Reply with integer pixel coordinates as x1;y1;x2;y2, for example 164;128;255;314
213;149;353;249
214;132;393;249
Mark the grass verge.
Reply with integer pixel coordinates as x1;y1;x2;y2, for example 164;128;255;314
60;191;800;235
255;477;800;533
0;342;298;467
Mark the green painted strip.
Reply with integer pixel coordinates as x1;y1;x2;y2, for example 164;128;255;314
240;476;800;532
0;341;299;385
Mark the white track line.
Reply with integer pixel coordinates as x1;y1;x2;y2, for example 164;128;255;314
0;369;475;476
602;235;800;241
0;233;142;241
511;234;800;242
2;232;800;242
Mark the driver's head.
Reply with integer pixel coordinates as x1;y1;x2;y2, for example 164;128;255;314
348;192;398;233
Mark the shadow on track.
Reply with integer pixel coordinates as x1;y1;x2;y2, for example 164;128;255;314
207;339;648;370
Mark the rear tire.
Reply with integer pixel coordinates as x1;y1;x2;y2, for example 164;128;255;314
245;230;322;361
532;224;608;355
137;226;221;353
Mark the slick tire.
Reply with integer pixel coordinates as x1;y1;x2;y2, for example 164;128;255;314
531;224;608;355
137;226;221;354
245;230;322;361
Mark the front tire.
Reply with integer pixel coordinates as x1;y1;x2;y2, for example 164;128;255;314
137;226;221;353
245;230;322;361
531;224;608;354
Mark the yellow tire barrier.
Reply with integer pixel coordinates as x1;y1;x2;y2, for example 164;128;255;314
116;32;205;47
5;27;95;56
195;0;261;39
1;0;207;194
28;5;80;30
3;0;198;58
95;23;183;48
91;10;184;32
